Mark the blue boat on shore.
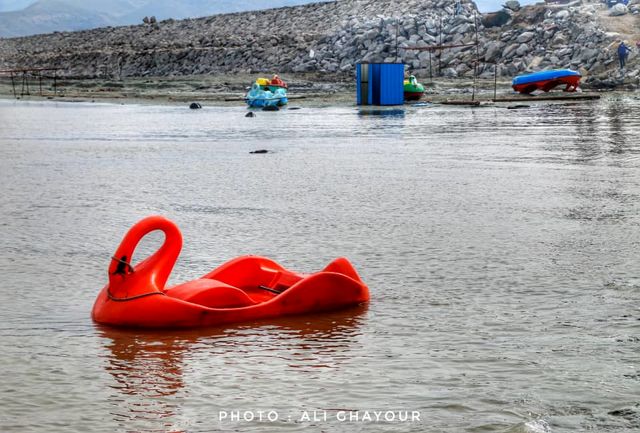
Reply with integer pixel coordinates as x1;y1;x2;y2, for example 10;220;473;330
245;83;288;108
512;69;581;94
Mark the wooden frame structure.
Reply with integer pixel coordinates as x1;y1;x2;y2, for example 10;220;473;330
0;67;63;98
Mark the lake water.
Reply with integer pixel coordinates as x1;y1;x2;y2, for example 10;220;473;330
0;97;639;433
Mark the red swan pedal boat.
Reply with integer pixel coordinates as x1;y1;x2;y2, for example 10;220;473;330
92;216;369;328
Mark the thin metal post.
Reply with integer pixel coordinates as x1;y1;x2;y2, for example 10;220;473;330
438;16;443;77
10;71;16;98
472;12;479;102
395;19;399;63
429;50;433;83
39;71;43;96
54;70;57;95
494;63;498;100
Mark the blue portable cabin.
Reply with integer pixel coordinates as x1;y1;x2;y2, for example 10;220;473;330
356;63;405;106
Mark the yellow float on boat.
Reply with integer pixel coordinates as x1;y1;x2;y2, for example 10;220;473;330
256;77;271;87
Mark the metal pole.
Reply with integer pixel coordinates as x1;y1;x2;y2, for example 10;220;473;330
395;19;399;63
438;16;442;77
20;72;25;96
472;12;479;102
25;72;30;95
39;71;43;96
54;69;57;95
429;50;433;83
10;71;16;98
494;63;498;100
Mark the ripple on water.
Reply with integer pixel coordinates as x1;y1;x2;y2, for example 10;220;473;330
0;98;639;432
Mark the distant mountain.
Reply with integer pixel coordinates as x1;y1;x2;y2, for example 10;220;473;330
0;0;333;38
0;0;35;12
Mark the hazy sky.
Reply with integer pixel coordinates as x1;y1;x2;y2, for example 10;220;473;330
0;0;34;12
0;0;539;14
476;0;538;11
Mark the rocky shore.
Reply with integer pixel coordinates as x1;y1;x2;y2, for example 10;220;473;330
0;0;638;90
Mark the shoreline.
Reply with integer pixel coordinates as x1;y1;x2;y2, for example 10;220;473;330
0;73;627;108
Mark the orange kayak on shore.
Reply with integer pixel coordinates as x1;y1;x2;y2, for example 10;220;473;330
92;216;369;329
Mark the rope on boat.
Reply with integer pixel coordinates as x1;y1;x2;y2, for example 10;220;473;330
111;255;134;274
107;255;165;302
107;288;166;302
258;285;283;295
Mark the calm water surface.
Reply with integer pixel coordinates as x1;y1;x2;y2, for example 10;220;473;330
0;97;639;433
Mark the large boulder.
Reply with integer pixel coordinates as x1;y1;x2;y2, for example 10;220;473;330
481;10;511;28
484;40;503;62
443;67;458;78
516;43;530;56
504;0;521;11
610;4;628;16
517;31;535;43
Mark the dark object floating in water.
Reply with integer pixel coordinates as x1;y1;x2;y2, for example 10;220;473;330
262;105;280;111
507;104;531;109
245;112;255;118
608;408;636;417
287;107;302;110
250;149;269;154
189;102;202;109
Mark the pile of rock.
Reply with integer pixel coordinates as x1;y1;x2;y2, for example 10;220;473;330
142;16;159;29
305;0;638;85
285;0;480;74
628;0;640;14
0;0;637;87
479;2;623;78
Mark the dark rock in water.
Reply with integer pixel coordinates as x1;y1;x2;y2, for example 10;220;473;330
189;102;202;109
608;408;636;418
262;105;280;111
245;112;255;117
507;104;530;109
250;149;269;154
481;10;510;28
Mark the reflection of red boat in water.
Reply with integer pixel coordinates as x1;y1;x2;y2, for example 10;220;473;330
98;306;367;430
512;69;581;94
92;216;369;329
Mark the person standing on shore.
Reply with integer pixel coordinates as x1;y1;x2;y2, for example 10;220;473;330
454;0;463;16
617;41;631;70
